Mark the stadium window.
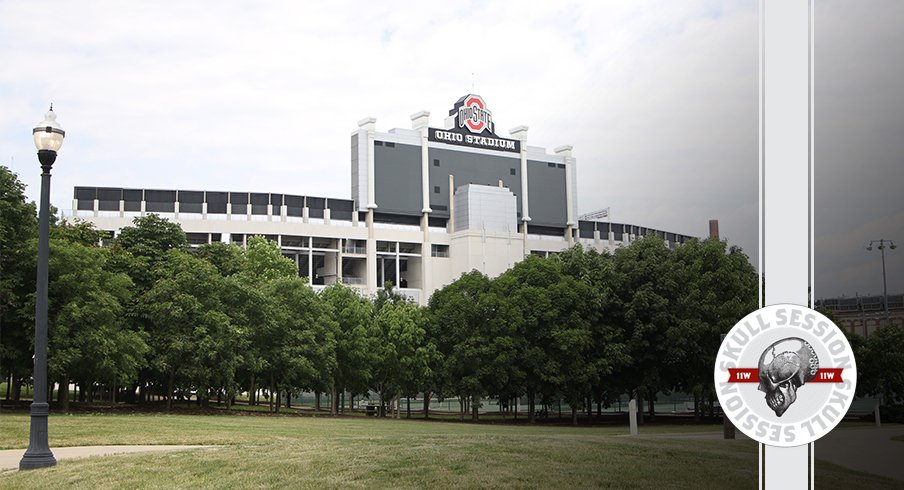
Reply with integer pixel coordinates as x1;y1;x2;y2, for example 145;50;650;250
510;168;516;175
433;159;440;167
385;142;395;148
434;186;440;194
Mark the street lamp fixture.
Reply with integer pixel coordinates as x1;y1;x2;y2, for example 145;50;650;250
19;106;65;470
866;239;896;324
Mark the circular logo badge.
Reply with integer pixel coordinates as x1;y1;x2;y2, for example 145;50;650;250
713;304;857;447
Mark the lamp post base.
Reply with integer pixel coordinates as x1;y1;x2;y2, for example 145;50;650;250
19;402;56;470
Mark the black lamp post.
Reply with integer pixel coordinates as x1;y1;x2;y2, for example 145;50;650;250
866;239;897;324
19;106;65;470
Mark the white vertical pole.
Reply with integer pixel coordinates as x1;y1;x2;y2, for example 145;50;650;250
761;1;812;488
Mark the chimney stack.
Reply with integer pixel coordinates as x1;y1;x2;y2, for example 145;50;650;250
709;219;720;239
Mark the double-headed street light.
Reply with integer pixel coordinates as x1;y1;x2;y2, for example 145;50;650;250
866;239;897;324
19;106;65;470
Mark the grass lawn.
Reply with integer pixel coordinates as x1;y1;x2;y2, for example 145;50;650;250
0;413;901;489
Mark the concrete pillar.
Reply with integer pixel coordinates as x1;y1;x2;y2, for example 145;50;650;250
358;117;378;210
411;111;431;214
366;210;377;292
555;145;576;228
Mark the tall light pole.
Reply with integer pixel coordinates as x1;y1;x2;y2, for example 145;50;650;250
866;239;897;324
19;106;65;470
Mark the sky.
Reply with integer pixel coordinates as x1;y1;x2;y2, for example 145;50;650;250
0;1;899;299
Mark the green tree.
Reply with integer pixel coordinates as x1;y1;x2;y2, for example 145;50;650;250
29;233;144;411
116;214;187;289
265;276;337;412
553;246;629;420
429;270;518;421
195;241;246;277
859;324;904;404
609;235;683;421
370;299;431;417
141;250;240;411
672;238;758;418
321;284;375;414
494;255;592;423
0;165;37;401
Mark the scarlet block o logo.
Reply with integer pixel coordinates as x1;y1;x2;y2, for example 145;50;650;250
457;95;494;134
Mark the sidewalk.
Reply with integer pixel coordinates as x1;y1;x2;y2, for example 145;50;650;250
0;445;214;472
816;425;904;482
639;424;904;482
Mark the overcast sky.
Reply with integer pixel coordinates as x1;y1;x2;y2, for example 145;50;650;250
0;1;899;299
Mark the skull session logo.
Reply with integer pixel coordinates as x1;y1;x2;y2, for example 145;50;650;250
714;304;856;447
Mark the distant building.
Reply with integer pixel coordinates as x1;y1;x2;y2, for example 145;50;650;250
815;293;904;335
73;94;693;305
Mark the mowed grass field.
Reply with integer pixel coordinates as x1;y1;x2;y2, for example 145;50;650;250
0;413;900;489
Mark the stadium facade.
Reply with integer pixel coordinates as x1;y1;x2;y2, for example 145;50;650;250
74;94;693;305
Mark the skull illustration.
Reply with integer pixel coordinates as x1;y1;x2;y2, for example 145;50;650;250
757;338;819;417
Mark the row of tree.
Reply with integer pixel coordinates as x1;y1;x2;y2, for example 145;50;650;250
1;165;901;423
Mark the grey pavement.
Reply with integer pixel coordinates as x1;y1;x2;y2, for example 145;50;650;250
816;425;904;482
0;445;215;472
637;424;904;482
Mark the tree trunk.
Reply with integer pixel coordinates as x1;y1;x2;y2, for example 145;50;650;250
60;376;70;412
648;397;655;422
270;376;276;413
166;371;174;413
314;390;321;412
341;390;345;414
249;373;256;406
111;378;116;404
407;396;411;418
331;380;338;415
472;396;479;422
424;392;431;419
379;392;385;417
13;374;22;401
693;389;701;421
637;392;644;425
79;381;86;403
286;390;291;409
5;373;10;401
528;392;536;424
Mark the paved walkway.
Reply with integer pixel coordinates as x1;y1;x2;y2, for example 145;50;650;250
816;425;904;482
0;445;215;472
638;424;904;482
